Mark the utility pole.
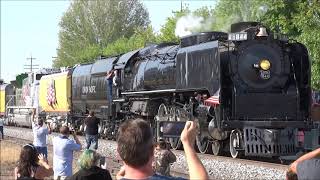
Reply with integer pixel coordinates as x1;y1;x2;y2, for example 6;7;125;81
180;0;183;12
24;55;39;73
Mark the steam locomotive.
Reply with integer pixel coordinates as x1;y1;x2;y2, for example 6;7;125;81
2;22;312;158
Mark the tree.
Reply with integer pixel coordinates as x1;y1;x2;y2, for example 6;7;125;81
103;26;156;57
211;0;320;89
54;0;150;67
212;0;269;31
262;0;320;90
156;9;189;43
156;7;214;43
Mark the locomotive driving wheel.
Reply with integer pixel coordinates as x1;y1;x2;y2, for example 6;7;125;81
168;108;183;150
196;121;209;154
156;104;170;142
230;129;243;158
157;104;169;121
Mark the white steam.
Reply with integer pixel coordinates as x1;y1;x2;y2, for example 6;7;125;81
174;4;269;36
175;15;204;37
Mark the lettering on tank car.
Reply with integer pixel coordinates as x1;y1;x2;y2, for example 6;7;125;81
82;86;96;94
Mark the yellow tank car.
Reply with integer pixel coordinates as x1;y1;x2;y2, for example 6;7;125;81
39;70;72;114
0;84;14;116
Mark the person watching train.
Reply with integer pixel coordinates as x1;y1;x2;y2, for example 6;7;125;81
32;115;51;159
84;110;100;150
52;126;82;180
153;139;177;176
286;147;320;180
116;118;208;180
14;143;53;179
69;149;112;180
0;115;4;139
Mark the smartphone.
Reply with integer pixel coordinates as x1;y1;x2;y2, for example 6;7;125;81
159;121;186;138
100;156;106;167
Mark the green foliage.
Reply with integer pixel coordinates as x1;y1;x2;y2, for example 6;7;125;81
211;0;269;31
103;26;156;57
211;0;320;89
156;7;214;43
15;73;28;88
54;0;319;89
54;0;150;67
156;9;190;43
261;0;320;90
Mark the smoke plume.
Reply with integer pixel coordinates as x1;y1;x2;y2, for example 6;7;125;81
175;15;204;37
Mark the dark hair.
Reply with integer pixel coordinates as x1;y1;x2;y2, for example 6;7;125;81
17;144;38;177
117;119;154;167
286;169;298;180
89;110;94;117
60;126;70;135
158;139;167;149
38;119;44;126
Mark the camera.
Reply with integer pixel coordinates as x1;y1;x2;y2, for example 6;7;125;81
99;156;106;167
158;121;186;138
70;129;75;134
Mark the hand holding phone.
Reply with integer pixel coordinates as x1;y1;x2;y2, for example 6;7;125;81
159;121;186;138
100;156;107;169
180;121;198;146
117;166;126;180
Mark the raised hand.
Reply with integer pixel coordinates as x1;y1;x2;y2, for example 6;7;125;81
38;153;48;165
180;121;198;147
116;166;125;180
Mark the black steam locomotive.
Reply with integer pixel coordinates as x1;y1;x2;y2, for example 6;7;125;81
69;22;311;158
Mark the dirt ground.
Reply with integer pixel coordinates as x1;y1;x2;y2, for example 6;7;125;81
0;140;21;179
0;140;81;180
0;139;119;180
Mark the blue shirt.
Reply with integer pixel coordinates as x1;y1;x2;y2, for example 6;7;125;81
53;135;81;176
32;122;49;147
297;158;320;180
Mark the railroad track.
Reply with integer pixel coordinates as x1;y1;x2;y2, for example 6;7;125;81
4;126;288;179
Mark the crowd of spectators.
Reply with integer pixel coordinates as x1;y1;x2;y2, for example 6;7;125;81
10;109;320;180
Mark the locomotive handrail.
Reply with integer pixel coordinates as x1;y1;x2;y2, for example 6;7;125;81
121;89;176;95
6;95;15;107
5;95;15;118
7;106;35;109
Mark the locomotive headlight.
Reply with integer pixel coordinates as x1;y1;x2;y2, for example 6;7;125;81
260;59;271;70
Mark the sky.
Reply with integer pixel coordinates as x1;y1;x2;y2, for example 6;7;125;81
1;0;216;83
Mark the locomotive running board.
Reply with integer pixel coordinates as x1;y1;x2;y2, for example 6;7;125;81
113;99;126;102
121;89;176;95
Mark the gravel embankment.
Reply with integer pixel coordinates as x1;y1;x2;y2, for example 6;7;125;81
4;126;288;179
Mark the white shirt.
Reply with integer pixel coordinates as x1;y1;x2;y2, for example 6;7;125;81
0;118;4;126
32;122;49;147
